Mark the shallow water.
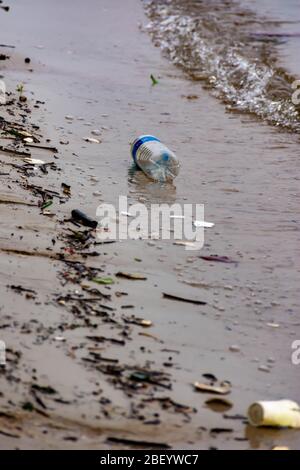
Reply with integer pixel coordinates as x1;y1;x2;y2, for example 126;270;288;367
144;0;300;132
241;0;300;75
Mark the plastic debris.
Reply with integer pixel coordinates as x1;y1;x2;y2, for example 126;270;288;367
91;277;114;285
23;158;45;165
248;400;300;428
131;135;180;182
83;137;101;144
71;209;98;229
194;381;231;395
193;220;215;228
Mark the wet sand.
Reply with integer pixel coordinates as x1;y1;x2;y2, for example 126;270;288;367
0;0;300;449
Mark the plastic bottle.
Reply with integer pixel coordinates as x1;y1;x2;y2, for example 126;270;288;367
131;135;180;182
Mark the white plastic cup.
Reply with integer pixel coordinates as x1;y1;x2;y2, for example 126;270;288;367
248;400;300;428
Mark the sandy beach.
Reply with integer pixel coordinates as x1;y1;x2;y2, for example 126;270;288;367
0;0;300;450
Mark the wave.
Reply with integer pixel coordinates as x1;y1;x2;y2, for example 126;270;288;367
143;0;300;132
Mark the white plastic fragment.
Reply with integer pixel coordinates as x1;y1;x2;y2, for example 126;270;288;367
23;158;45;165
193;220;215;228
83;137;101;144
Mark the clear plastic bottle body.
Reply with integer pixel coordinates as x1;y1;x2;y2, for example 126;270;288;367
131;135;180;182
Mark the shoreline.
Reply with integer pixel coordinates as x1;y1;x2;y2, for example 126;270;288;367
0;0;300;450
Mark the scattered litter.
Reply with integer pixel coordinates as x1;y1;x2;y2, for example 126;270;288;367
92;277;115;285
123;316;152;328
7;285;36;295
116;272;147;280
71;209;98;229
131;135;180;182
210;428;233;435
31;384;57;395
248;400;300;428
83;137;101;144
200;255;238;264
194;381;231;395
173;241;197;248
24;143;58;152
41;200;53;211
0;198;36;207
106;436;171;449
23;158;45;165
139;332;163;343
150;74;159;86
163;292;206;305
193;220;215;228
86;335;125;346
61;183;71;196
267;322;280;328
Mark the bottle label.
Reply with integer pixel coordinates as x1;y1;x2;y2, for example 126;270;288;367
131;135;160;163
